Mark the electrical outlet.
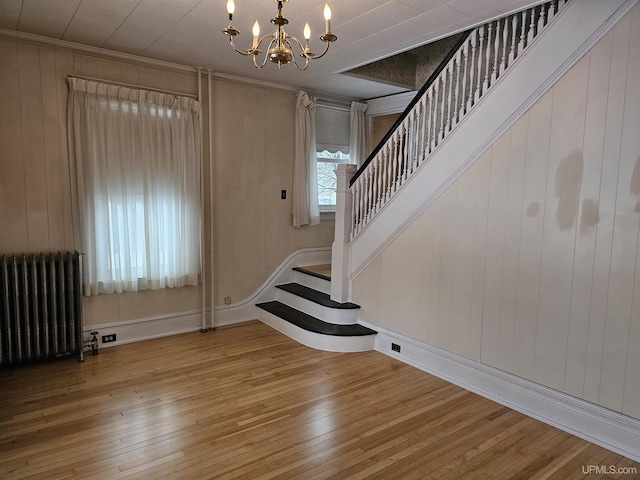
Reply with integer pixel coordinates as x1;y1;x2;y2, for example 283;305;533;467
281;190;287;199
391;343;401;353
102;334;117;343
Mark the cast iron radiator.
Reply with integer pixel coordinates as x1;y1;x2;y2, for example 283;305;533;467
0;251;84;367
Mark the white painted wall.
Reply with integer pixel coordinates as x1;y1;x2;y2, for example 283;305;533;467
352;2;640;420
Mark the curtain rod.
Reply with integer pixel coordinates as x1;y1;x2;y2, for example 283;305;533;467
68;74;199;99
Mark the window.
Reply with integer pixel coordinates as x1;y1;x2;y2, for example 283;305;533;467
317;150;351;208
316;104;353;210
68;78;201;295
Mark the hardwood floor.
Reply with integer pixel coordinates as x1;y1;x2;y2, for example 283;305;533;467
0;321;638;480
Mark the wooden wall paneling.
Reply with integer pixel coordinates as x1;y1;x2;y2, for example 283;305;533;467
513;91;553;380
136;66;159;92
564;39;611;399
94;57;120;81
390;231;407;331
213;80;235;305
371;254;384;328
469;150;492;362
0;1;20;30
39;47;65;251
225;82;251;192
621;2;640;421
263;90;296;269
401;220;423;340
158;70;197;94
388;229;405;327
353;255;382;327
232;186;266;301
497;114;528;374
599;12;637;412
241;86;267;190
533;58;588;392
379;236;396;331
87;290;107;326
429;194;446;348
94;57;136;84
426;199;445;346
119;62;139;85
230;85;267;300
0;41;28;253
436;184;457;350
17;44;49;252
583;24;627;406
78;53;97;77
481;131;512;368
54;49;75;251
624;227;640;418
450;158;477;358
419;209;436;343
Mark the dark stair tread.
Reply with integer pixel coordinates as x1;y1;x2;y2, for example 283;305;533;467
292;266;331;282
276;283;360;310
256;301;376;337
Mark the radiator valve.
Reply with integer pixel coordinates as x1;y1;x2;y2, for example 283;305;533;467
86;331;99;355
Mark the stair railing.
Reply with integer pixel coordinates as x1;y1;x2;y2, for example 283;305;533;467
348;0;568;241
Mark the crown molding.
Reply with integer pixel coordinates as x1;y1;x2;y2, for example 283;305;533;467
0;28;198;73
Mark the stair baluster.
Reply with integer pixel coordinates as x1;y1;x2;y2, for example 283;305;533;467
346;0;569;240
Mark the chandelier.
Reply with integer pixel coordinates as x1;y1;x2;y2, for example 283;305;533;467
222;0;337;70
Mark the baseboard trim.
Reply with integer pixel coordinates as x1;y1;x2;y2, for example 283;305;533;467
364;321;640;463
83;246;332;347
83;310;204;349
211;246;332;326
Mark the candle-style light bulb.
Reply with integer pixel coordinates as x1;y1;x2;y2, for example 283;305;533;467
303;22;311;41
252;20;260;48
324;4;331;33
227;0;235;18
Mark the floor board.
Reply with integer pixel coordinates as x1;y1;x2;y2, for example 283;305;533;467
0;321;638;479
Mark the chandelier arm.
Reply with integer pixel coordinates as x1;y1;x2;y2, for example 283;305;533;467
285;39;309;70
307;39;331;60
253;38;277;69
255;33;276;52
287;34;332;60
286;35;305;52
228;36;254;56
253;53;269;69
292;56;310;71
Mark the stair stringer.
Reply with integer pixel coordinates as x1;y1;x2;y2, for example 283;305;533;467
349;0;638;281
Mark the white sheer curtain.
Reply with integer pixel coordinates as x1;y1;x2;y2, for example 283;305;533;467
67;78;201;295
350;101;369;168
293;91;320;227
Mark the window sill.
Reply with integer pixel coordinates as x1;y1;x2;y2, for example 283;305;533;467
320;210;335;221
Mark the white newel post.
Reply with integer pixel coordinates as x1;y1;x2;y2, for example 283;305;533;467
331;164;357;303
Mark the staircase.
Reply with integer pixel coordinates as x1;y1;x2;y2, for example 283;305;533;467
345;0;635;278
256;0;625;352
256;265;377;352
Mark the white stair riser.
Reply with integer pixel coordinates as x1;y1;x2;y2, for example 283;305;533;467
258;309;375;353
293;271;331;295
275;289;359;325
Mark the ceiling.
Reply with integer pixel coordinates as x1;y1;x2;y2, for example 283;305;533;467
0;0;547;100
